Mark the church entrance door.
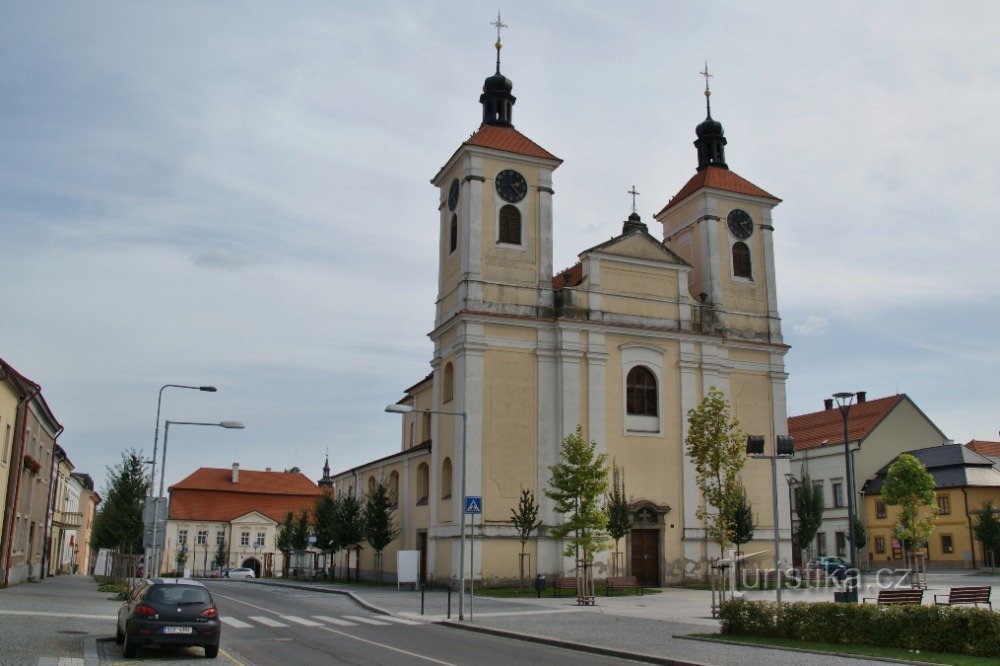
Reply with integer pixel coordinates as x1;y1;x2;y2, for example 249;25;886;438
630;529;659;586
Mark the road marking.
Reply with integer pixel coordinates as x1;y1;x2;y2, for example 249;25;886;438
220;616;252;628
318;625;456;665
312;615;357;626
344;615;391;626
282;615;322;626
248;615;288;627
0;609;116;620
377;615;421;625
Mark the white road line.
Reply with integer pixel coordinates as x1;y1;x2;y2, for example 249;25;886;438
0;609;116;620
378;616;421;625
318;625;456;665
282;615;323;626
344;615;391;626
249;615;288;627
220;616;252;628
312;615;358;626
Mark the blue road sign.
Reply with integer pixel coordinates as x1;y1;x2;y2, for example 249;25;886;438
464;496;483;514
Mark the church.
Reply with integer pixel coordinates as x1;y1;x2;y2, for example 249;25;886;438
328;36;792;586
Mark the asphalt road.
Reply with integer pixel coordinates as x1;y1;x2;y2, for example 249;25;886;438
203;580;643;665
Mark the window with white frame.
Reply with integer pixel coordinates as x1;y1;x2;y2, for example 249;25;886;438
216;531;225;545
240;531;250;546
621;345;664;436
196;530;208;545
255;532;265;547
2;423;10;463
178;529;188;545
832;481;844;508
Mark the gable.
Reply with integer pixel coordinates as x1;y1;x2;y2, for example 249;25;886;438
585;231;689;267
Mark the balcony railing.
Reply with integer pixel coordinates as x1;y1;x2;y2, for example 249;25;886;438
53;510;83;528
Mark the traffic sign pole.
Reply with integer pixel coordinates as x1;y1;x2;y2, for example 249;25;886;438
464;496;482;621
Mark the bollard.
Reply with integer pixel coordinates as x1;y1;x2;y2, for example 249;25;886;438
534;574;546;599
421;586;425;615
447;586;452;619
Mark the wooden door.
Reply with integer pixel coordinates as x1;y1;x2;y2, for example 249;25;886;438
630;529;660;586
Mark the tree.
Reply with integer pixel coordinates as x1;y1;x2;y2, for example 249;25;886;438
363;477;400;582
90;448;151;554
605;461;632;576
333;491;365;580
850;514;867;552
794;469;824;560
882;453;937;557
284;466;301;474
175;546;188;572
213;539;228;571
510;487;541;589
973;500;1000;566
684;386;746;557
275;511;295;576
313;492;338;577
545;425;609;597
729;482;755;582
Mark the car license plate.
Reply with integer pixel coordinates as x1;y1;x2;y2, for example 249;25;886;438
163;626;193;634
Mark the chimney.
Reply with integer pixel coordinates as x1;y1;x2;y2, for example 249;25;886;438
824;398;834;410
231;463;239;484
265;467;272;472
856;391;867;403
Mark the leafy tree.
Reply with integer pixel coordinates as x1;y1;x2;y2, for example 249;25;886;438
313;492;338;576
729;482;755;580
363;477;400;582
90;448;151;554
605;461;632;576
284;466;301;474
213;539;228;570
973;500;1000;565
794;469;824;559
684;386;746;557
334;491;365;580
275;511;294;575
175;546;188;572
510;487;541;589
850;514;867;551
882;453;937;556
545;425;609;595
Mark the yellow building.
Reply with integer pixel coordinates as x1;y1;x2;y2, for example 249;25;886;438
862;444;1000;568
330;52;792;586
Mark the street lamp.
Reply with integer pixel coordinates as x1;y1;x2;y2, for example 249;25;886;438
151;419;244;577
784;473;799;569
385;403;469;620
833;391;859;600
747;434;795;604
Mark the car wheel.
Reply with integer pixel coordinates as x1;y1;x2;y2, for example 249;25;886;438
115;625;124;645
122;629;138;658
205;645;219;659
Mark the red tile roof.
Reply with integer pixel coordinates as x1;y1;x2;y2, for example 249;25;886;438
966;440;1000;457
552;262;583;289
464;124;561;162
168;467;322;523
788;394;906;451
656;167;780;216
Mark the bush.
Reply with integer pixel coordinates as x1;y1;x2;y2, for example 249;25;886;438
719;599;1000;657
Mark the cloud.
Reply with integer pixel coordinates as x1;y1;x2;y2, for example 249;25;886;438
792;315;830;336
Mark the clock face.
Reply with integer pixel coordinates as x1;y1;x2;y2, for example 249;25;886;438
447;179;460;212
495;169;527;203
727;209;754;240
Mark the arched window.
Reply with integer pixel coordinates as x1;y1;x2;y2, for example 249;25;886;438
443;362;454;403
449;214;458;254
626;366;658;416
388;470;399;509
416;463;429;505
732;242;752;278
498;204;521;245
441;458;452;499
368;476;377;496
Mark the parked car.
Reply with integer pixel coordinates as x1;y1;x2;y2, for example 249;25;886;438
807;556;850;579
223;567;255;580
116;578;221;659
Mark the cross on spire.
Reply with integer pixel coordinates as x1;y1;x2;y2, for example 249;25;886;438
628;185;640;213
700;61;714;116
491;11;507;73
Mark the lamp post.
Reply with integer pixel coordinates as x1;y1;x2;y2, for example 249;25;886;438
747;434;795;605
784;473;799;568
148;385;217;568
151;419;244;577
386;404;468;620
833;392;859;600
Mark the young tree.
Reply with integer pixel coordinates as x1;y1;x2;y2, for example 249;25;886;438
333;491;365;580
90;448;151;554
175;546;188;573
684;386;746;557
850;514;867;553
605;461;632;576
313;492;338;577
973;500;1000;566
510;487;541;589
291;509;311;575
795;470;825;560
213;539;228;571
275;511;295;576
882;453;937;559
729;482;755;582
363;477;400;582
545;425;609;596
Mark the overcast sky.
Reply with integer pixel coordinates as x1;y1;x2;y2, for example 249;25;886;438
3;2;998;495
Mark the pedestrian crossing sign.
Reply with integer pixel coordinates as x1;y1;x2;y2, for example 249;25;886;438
464;496;483;514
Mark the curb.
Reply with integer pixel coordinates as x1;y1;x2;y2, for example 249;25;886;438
84;636;99;666
676;634;943;666
248;579;390;616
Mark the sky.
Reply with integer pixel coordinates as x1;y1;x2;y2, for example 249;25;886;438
2;2;998;496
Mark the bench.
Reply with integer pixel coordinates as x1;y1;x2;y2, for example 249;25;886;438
934;586;992;610
552;577;578;597
606;576;643;596
862;589;924;606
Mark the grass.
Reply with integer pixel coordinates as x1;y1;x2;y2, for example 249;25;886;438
691;633;1000;665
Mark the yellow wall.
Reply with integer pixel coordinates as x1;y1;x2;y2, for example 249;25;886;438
0;382;18;528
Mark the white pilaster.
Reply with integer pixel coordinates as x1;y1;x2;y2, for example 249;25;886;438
587;333;608;456
557;328;583;438
464;157;485;307
536;329;560;526
678;341;704;562
538;171;554;310
760;209;782;343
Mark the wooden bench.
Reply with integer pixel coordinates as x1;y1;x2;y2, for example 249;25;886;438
552;577;578;597
606;576;643;596
934;586;992;610
862;589;924;606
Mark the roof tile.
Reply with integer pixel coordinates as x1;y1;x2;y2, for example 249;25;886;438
657;166;780;216
464;124;561;162
788;395;906;451
167;467;323;523
966;440;1000;457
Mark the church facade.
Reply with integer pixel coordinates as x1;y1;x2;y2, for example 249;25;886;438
329;50;792;586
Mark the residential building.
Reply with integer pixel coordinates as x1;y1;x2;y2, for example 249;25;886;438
329;51;794;586
163;464;322;577
72;472;100;575
965;439;1000;466
787;393;947;567
862;444;1000;568
47;445;83;575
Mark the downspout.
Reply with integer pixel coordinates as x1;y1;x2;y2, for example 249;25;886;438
39;429;65;580
1;380;41;587
962;487;976;569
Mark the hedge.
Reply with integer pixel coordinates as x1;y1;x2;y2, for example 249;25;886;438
719;598;1000;658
